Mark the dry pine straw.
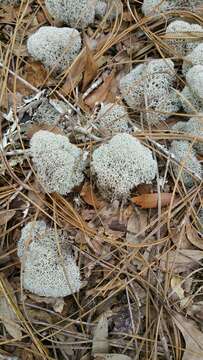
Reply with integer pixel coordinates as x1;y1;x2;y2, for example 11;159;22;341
0;1;203;360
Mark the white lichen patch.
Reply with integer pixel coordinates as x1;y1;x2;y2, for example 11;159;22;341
170;140;202;187
27;26;81;73
186;65;203;100
18;221;81;298
92;133;157;200
172;117;203;155
180;86;203;113
183;43;203;75
45;0;122;29
165;20;203;56
142;0;202;16
30;130;85;195
119;59;180;123
92;103;131;135
32;98;73;130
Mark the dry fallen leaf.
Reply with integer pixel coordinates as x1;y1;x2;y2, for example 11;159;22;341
85;72;115;108
0;210;16;226
188;302;203;321
171;227;191;250
186;223;203;250
173;313;203;360
26;123;63;139
159;249;203;273
82;35;98;90
126;210;148;244
92;314;109;354
81;182;104;209
171;276;185;307
0;277;22;339
62;52;85;94
24;61;48;89
131;193;173;209
53;298;65;314
62;35;110;95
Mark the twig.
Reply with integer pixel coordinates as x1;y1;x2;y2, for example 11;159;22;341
3;149;30;156
0;62;39;93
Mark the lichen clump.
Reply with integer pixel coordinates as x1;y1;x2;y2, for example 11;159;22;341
27;26;81;73
170;140;202;187
32;98;72;130
18;221;81;298
45;0;116;29
181;65;203;113
180;85;203;113
186;65;203;100
183;43;203;75
30;130;85;194
92;133;157;200
165;20;203;56
142;0;201;16
172;117;203;155
119;59;180;124
93;103;131;135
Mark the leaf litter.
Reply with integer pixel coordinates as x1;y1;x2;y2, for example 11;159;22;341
0;1;203;359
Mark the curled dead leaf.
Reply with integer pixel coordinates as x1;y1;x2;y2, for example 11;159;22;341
82;35;98;90
85;72;115;108
24;61;48;89
159;249;203;273
81;182;104;209
62;52;85;95
188;302;203;321
131;193;173;209
0;276;22;339
186;223;203;250
26;123;63;139
0;210;16;226
174;313;203;360
126;210;148;244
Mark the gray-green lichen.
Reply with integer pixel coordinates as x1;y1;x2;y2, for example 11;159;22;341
30;130;86;195
18;221;81;297
183;43;203;75
165;20;203;56
92;133;157;200
172;117;203;155
170;140;202;187
180;85;203;114
92;103;132;135
32;98;73;130
119;58;180;124
142;0;202;16
27;26;81;73
186;65;203;100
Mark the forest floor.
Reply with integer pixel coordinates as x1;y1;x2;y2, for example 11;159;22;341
0;1;203;360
